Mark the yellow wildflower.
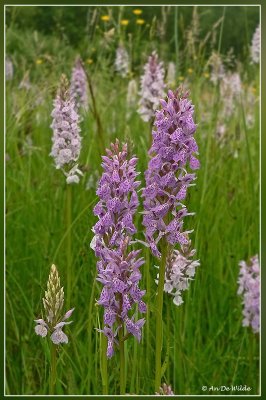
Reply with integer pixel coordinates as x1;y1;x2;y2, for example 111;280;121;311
133;9;142;15
101;15;110;22
36;59;43;65
86;58;93;65
120;19;129;26
187;68;193;74
178;76;184;81
204;72;210;79
136;19;145;25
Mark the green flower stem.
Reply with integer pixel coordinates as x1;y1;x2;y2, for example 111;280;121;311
145;247;151;372
130;318;138;394
101;335;108;394
66;184;72;308
155;238;168;392
119;325;126;395
85;70;105;154
49;344;57;395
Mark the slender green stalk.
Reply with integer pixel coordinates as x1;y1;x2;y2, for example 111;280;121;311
101;335;108;394
85;70;105;154
87;277;96;392
130;319;138;394
155;238;168;392
66;184;72;308
145;247;151;372
217;7;226;54
119;326;126;395
166;297;170;383
49;344;57;395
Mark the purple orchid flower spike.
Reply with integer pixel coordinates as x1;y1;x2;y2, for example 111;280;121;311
50;74;83;184
92;139;146;358
143;87;200;393
142;87;200;258
70;57;89;112
138;51;166;122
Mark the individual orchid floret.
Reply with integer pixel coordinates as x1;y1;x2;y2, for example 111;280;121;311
50;74;82;184
114;45;130;78
142;88;199;257
155;383;175;395
34;264;74;344
250;25;260;64
156;240;200;306
138;51;166;122
93;139;146;358
70;57;89;111
237;255;260;334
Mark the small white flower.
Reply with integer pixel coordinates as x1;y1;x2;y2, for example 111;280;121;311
173;295;183;306
65;164;83;185
164;282;173;293
66;174;80;184
35;324;48;337
51;329;69;344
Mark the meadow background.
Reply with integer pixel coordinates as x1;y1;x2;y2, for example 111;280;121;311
5;5;260;396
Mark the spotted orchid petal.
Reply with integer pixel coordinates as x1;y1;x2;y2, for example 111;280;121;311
54;321;73;330
35;324;48;337
51;329;68;344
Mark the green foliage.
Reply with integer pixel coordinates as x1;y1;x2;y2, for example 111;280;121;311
6;6;259;62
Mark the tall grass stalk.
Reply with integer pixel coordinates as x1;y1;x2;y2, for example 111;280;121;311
85;70;105;154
